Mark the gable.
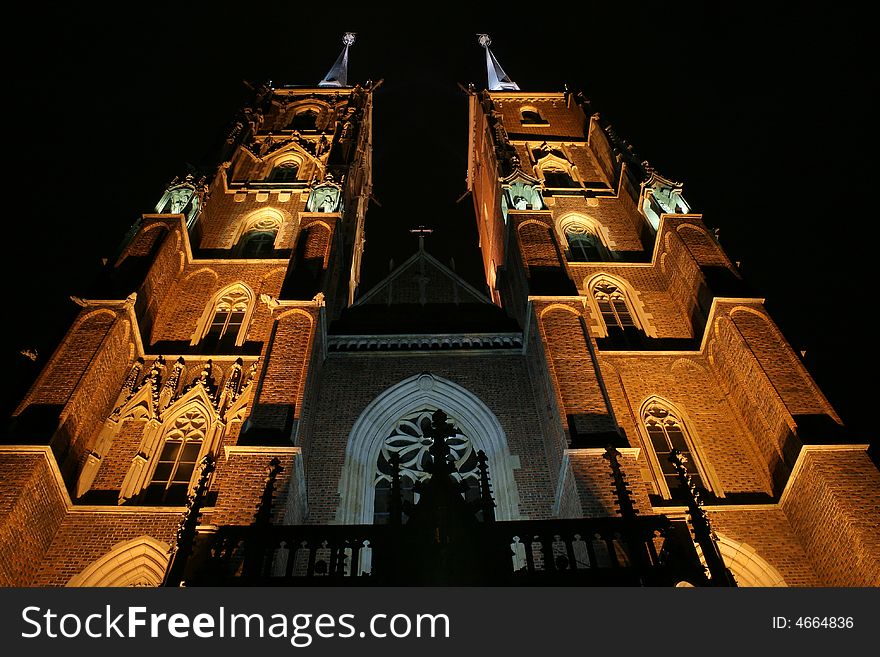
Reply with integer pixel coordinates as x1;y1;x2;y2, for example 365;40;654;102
355;249;491;307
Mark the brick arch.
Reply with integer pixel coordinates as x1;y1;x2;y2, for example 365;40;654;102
297;221;334;267
71;307;117;331
539;302;581;319
676;223;726;266
123;221;170;261
267;151;305;168
66;536;171;587
517;221;558;267
728;306;831;417
282;100;333;129
17;309;118;412
670;357;707;377
258;267;288;294
337;373;521;524
276;307;316;324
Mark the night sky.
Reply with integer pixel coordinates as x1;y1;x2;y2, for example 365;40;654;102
2;5;874;446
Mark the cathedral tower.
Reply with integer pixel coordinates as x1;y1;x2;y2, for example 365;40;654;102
0;35;876;587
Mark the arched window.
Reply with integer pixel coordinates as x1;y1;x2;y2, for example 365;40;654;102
238;230;277;258
289;109;318;132
592;280;636;331
268;160;300;183
590;279;643;347
338;373;520;524
373;408;481;524
202;286;251;348
565;225;603;262
144;408;206;505
642;400;708;500
520;107;547;125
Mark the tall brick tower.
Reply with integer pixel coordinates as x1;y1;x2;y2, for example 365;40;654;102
1;34;376;586
1;34;876;588
462;35;878;586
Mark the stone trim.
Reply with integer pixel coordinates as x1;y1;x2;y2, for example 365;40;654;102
327;332;523;353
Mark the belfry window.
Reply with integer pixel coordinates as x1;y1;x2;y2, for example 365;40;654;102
238;230;277;258
373;409;480;524
642;402;706;499
204;288;250;347
289;110;318;132
521;108;547;125
565;225;603;262
542;167;576;188
144;408;206;505
269;160;300;183
592;281;636;331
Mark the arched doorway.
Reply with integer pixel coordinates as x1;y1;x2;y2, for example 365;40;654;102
336;373;521;524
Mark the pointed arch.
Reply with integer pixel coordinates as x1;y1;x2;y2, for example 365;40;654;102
190;282;256;348
267;154;302;183
584;272;656;339
535;153;580;189
142;399;213;505
714;533;787;587
636;396;723;500
283;101;331;132
557;213;614;261
119;391;221;505
232;208;287;256
337;373;521;524
66;536;171;587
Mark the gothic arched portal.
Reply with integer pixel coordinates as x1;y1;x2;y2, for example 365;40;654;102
336;373;521;524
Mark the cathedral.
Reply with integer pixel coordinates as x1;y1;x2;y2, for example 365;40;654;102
1;34;877;587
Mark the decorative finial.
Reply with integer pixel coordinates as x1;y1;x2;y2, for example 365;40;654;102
478;34;520;91
319;33;355;88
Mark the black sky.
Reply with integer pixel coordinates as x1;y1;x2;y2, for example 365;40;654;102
2;5;874;444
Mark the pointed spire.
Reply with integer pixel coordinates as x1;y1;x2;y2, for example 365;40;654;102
319;32;356;88
477;34;520;91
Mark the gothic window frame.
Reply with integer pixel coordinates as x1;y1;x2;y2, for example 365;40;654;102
118;395;222;506
236;230;277;258
267;157;302;183
558;216;611;262
534;152;581;191
190;282;256;348
142;406;209;505
233;214;282;257
584;273;656;339
66;536;172;587
372;408;483;524
637;397;722;501
337;373;522;525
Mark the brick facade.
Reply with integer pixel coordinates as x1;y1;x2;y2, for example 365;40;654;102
0;74;875;588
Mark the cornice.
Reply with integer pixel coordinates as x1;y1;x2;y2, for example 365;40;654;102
327;332;524;353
